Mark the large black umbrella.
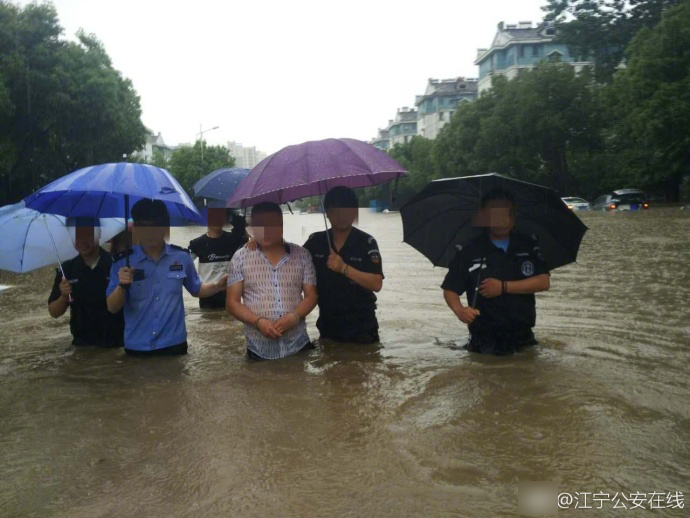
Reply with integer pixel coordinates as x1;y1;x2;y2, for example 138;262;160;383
400;173;588;270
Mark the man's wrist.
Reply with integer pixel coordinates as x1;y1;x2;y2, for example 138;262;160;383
342;264;350;277
253;316;267;328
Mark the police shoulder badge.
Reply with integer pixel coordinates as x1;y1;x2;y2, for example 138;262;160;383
521;260;534;277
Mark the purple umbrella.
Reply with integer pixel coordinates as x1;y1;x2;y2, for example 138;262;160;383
227;138;408;208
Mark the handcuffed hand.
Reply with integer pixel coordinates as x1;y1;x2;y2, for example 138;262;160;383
256;318;282;339
274;313;299;334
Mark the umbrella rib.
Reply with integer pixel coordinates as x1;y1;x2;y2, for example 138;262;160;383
18;211;37;270
94;191;108;220
431;216;474;266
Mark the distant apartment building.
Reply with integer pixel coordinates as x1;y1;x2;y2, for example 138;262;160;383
371;128;390;151
415;77;478;140
475;20;591;94
388;107;418;148
227;141;267;169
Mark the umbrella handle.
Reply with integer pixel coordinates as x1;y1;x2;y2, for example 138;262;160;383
321;196;332;251
471;255;484;308
124;194;130;268
43;216;73;305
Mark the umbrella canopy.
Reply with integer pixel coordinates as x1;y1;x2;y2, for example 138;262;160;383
192;167;250;204
23;162;201;225
401;173;588;270
0;202;125;273
227;138;408;208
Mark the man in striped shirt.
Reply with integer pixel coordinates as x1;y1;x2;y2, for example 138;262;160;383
226;202;318;360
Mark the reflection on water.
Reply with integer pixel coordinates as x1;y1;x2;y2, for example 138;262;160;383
0;209;689;516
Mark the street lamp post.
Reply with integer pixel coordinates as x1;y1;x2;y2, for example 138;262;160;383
197;124;220;165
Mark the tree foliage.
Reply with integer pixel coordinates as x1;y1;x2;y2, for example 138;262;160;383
0;1;147;204
607;0;690;200
434;64;604;195
543;0;685;81
167;141;235;195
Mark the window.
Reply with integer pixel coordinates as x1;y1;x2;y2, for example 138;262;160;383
532;45;542;57
518;45;525;58
548;50;563;62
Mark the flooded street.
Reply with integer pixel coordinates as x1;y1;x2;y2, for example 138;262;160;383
0;209;688;517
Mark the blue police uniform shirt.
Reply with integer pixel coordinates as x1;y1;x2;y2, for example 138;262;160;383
106;244;203;351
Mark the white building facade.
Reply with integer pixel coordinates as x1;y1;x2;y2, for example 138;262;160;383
227;141;268;169
415;77;478;140
475;21;592;95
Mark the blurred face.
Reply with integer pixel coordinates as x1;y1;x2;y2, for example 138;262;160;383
207;208;226;232
133;220;168;248
326;207;358;231
474;199;515;238
73;226;98;255
250;211;283;248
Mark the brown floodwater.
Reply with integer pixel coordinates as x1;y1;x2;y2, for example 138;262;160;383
0;209;688;517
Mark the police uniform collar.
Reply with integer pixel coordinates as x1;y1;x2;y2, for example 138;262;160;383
327;226;357;251
132;243;172;263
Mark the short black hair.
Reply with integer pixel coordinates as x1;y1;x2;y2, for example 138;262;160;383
480;188;515;209
231;212;247;231
324;186;358;209
250;202;282;219
131;198;170;226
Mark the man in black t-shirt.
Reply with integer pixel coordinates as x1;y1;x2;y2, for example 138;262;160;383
442;189;551;355
303;187;384;344
188;208;247;309
48;219;124;347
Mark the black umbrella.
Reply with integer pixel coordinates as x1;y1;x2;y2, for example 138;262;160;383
401;173;588;270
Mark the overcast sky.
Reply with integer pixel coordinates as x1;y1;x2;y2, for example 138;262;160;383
22;0;548;154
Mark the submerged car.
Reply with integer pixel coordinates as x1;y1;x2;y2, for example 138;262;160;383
591;189;650;211
561;197;590;211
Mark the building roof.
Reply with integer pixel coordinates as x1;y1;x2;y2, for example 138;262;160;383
389;107;418;126
415;77;478;106
475;21;558;64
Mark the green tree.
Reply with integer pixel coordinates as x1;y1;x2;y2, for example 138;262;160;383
434;63;604;195
543;0;685;81
0;1;147;204
131;149;170;169
608;0;690;201
167;140;235;195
